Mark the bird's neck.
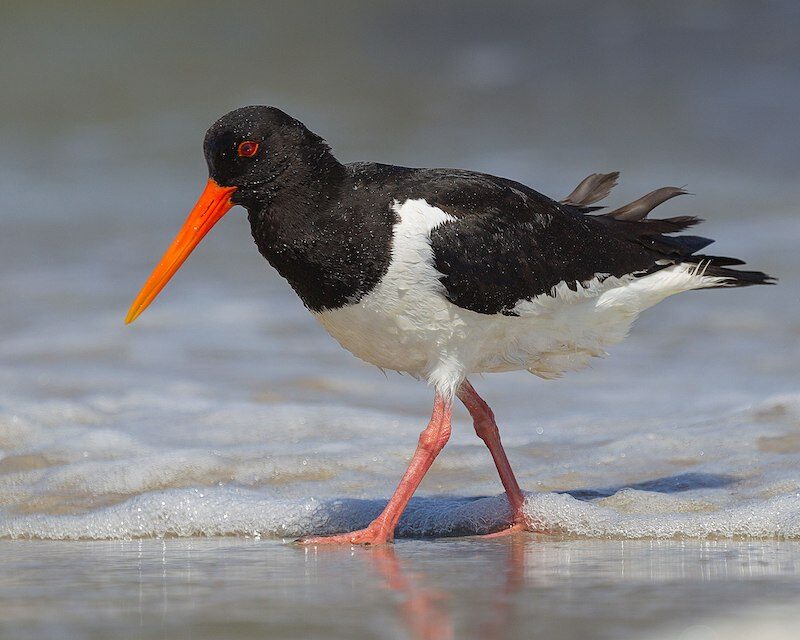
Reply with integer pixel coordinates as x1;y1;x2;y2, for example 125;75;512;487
247;163;394;312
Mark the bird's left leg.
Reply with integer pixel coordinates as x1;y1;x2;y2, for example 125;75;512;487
458;380;528;534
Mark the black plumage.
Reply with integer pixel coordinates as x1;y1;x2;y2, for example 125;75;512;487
204;107;773;315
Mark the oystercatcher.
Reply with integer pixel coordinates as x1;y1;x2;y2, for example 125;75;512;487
126;106;773;544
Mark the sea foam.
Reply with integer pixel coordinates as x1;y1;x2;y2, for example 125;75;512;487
3;391;800;541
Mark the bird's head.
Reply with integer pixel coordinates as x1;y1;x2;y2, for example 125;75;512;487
125;105;335;324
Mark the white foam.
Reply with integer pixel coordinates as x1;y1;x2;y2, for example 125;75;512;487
4;484;800;541
4;384;800;541
0;488;512;540
524;491;800;540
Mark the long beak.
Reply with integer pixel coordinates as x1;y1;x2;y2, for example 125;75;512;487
125;179;237;324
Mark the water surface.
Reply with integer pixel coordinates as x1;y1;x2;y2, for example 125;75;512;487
3;538;800;640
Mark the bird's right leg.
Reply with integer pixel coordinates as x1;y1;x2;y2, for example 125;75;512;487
298;393;452;545
457;380;528;534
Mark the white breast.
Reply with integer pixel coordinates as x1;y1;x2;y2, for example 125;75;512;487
314;199;727;398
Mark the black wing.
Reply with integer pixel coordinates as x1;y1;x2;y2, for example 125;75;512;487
412;169;772;316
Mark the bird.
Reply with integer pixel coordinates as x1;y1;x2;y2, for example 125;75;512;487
126;105;773;545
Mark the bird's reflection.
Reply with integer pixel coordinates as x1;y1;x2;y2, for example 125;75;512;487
369;546;454;640
367;539;527;640
130;536;800;639
475;539;526;640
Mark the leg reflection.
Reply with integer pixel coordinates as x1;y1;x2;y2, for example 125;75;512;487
369;540;528;640
477;538;527;640
370;546;454;640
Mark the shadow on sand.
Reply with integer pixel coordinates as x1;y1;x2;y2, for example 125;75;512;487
563;472;738;501
300;472;738;539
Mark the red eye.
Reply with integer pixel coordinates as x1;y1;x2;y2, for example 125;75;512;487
237;141;259;157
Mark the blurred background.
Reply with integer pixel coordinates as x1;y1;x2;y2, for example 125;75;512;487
2;0;800;516
2;2;800;639
2;0;797;405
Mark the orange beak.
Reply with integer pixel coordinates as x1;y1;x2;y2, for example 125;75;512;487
125;179;237;324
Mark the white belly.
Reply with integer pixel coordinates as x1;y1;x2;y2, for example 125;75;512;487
314;199;726;398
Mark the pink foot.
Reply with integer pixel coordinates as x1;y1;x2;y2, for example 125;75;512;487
480;513;557;539
479;521;529;539
296;522;393;546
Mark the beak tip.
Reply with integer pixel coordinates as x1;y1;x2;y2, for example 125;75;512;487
125;179;235;329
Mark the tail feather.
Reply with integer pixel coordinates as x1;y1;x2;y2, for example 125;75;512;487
685;257;776;287
562;171;619;207
690;254;745;267
602;215;703;235
580;172;775;288
653;234;715;255
642;215;703;233
607;186;688;221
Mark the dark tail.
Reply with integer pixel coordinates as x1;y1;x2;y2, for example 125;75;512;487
686;256;776;287
574;171;776;288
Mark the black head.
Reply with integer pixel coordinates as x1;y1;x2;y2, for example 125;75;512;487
126;105;344;324
203;105;341;210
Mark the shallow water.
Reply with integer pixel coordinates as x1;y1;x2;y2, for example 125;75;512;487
2;0;800;637
2;538;800;640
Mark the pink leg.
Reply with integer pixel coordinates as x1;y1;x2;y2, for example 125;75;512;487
298;394;452;545
457;380;527;532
